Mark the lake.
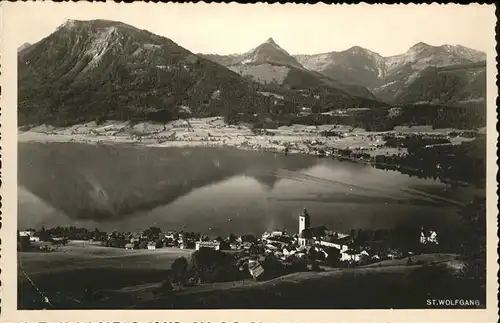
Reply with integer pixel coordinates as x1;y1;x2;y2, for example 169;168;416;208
18;142;479;237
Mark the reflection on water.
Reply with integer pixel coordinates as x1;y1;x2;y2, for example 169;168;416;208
18;142;478;235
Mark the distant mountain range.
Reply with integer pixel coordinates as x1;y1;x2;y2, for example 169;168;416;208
18;19;486;127
204;40;486;104
199;38;376;100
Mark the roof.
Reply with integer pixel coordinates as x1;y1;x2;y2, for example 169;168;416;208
248;262;265;277
248;262;261;270
266;235;292;243
299;225;327;239
197;241;220;246
322;234;352;245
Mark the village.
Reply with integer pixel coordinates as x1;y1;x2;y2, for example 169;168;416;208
19;208;440;283
19;117;479;159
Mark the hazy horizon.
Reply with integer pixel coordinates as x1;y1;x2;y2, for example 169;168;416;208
5;3;494;56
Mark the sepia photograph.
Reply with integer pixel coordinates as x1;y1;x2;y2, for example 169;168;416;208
1;2;497;320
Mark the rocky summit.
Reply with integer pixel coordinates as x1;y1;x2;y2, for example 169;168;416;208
294;42;486;104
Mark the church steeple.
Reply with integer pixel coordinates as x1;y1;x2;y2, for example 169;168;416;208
299;208;310;234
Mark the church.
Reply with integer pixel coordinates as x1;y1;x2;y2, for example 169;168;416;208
297;208;328;247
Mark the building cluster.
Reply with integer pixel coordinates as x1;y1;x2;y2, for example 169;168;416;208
18;230;40;242
20;208;439;282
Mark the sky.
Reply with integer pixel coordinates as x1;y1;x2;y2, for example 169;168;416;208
3;2;496;56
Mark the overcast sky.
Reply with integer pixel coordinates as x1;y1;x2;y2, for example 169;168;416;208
4;2;495;56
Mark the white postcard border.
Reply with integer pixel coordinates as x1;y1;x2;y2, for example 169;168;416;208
0;2;498;322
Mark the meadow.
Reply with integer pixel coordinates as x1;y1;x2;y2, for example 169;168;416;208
19;242;472;309
18;242;192;309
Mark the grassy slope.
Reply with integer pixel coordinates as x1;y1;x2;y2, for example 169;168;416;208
132;264;467;309
19;245;472;310
18;243;192;309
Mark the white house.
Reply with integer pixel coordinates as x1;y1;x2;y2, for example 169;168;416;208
164;232;176;240
262;230;287;243
195;241;220;251
265;244;279;251
420;227;439;245
19;230;35;237
29;236;40;242
282;247;296;258
319;240;349;253
341;249;370;262
248;262;265;280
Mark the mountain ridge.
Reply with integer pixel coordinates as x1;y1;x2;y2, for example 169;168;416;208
200;38;379;100
293;42;486;103
201;40;485;104
18;20;388;127
18;19;280;126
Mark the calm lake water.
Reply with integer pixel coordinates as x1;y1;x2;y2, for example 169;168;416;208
18;142;479;236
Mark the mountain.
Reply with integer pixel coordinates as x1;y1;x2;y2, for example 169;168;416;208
295;46;387;89
20;22;388;127
18;42;32;52
200;38;377;100
202;37;303;69
18;20;281;126
392;61;486;106
294;42;486;103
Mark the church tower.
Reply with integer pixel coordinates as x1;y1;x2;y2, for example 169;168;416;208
299;208;311;234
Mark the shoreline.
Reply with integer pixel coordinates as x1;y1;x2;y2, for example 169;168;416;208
18;117;480;187
18;117;476;155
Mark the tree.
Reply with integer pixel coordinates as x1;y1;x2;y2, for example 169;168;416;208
155;238;164;249
143;226;162;240
38;226;49;241
324;247;341;266
189;248;237;283
457;196;486;299
307;247;320;263
228;233;237;243
171;257;189;286
240;234;256;243
17;231;31;252
138;241;148;249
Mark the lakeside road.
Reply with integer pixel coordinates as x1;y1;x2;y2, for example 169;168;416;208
18;117;476;159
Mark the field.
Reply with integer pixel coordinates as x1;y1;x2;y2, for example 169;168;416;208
132;254;472;309
19;242;476;309
18;242;193;309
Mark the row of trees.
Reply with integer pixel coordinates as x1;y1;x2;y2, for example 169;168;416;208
167;246;327;289
375;135;486;187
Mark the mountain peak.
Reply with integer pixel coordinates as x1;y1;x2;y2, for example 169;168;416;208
346;46;366;54
265;37;277;45
18;42;32;52
56;19;139;33
236;37;303;69
410;41;432;50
